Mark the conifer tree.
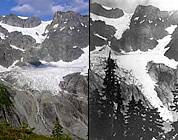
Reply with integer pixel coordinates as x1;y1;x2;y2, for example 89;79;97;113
125;96;146;140
52;117;63;139
125;96;164;140
167;83;178;139
89;89;103;139
98;51;125;139
144;108;164;140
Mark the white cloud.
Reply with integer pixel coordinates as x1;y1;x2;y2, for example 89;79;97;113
11;0;88;17
11;4;34;14
51;5;64;13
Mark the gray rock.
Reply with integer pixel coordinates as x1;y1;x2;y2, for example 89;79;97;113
60;72;88;95
39;11;89;62
147;61;176;109
90;3;124;18
8;31;36;50
2;14;41;28
0;39;23;67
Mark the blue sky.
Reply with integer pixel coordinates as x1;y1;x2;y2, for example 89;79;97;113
0;0;89;20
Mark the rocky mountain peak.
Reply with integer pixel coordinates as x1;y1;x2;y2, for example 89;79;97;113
90;2;124;18
1;14;41;28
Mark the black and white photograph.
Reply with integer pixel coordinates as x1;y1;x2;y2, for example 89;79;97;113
90;0;178;139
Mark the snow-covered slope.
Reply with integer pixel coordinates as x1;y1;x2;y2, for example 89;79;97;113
0;20;51;43
90;12;132;39
91;9;178;121
0;46;88;95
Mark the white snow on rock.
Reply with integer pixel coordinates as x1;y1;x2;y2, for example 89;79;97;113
70;26;75;30
165;25;177;34
0;32;5;39
101;5;113;10
140;20;145;24
0;46;89;95
90;12;132;39
10;45;25;52
91;25;178;122
0;20;52;43
60;27;65;31
53;24;59;28
18;16;29;19
94;33;107;40
81;23;85;26
134;17;139;21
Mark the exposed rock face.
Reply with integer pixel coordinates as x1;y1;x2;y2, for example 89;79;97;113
147;62;176;109
90;20;115;51
0;11;89;67
1;14;41;28
0;11;89;68
89;69;151;106
90;3;124;18
0;11;88;139
164;26;178;61
60;72;88;95
115;5;173;52
0;39;23;67
39;11;89;62
8;31;36;50
0;71;88;139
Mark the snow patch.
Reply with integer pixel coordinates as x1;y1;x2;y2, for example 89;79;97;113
0;32;5;39
94;33;107;40
10;45;25;52
0;20;52;43
18;16;29;19
148;20;153;23
101;5;112;10
140;20;145;24
53;24;59;28
60;27;65;31
134;17;139;21
90;12;132;39
70;26;75;30
8;60;20;69
91;25;178;122
81;23;85;26
165;25;177;34
0;46;89;95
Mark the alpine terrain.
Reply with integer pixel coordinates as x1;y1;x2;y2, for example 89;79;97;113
0;11;88;139
90;2;178;140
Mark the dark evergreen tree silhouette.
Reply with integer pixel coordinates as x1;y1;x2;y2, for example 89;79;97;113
97;51;125;139
167;83;178;140
125;95;164;140
52;117;63;139
145;108;164;140
125;96;146;140
112;81;125;140
89;89;103;139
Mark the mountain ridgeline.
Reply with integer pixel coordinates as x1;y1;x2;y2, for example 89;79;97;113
90;2;178;140
0;11;89;139
0;11;89;67
91;3;178;61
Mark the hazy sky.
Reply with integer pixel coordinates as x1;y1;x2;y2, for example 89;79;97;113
0;0;88;20
91;0;178;13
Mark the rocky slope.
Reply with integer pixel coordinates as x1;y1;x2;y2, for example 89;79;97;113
0;11;88;139
90;3;178;123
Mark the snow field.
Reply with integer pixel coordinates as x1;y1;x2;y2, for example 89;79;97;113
0;20;52;43
90;12;132;39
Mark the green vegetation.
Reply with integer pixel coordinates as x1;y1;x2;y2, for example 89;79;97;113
0;119;74;140
0;84;75;140
0;84;13;110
